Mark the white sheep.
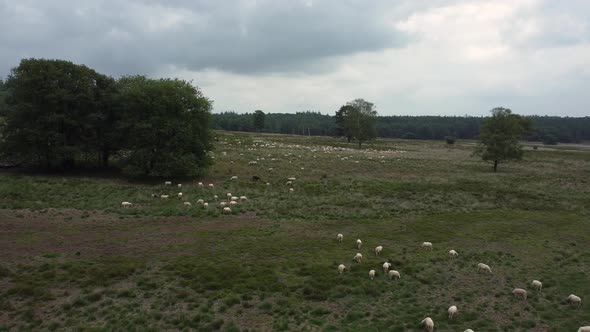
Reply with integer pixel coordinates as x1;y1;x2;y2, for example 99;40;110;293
375;246;383;256
513;288;527;300
208;183;214;188
448;249;458;258
266;182;271;186
288;177;296;181
338;264;346;274
382;262;391;273
220;201;227;207
369;269;376;280
160;195;169;199
356;239;362;249
477;263;492;273
421;242;433;250
578;326;590;332
567;294;582;307
226;193;232;200
213;195;218;200
197;182;203;187
197;199;204;205
421;317;434;332
240;196;247;201
223;207;232;214
230;200;238;206
286;181;293;186
121;202;132;208
164;181;172;186
531;280;542;291
231;176;238;180
289;188;294;193
464;330;475;332
353;253;363;264
448;305;458;319
203;202;209;209
337;233;343;242
248;161;257;165
177;192;183;198
388;270;401;279
231;196;239;201
177;183;182;188
183;202;192;207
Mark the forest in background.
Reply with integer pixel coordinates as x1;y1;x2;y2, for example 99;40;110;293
212;111;590;143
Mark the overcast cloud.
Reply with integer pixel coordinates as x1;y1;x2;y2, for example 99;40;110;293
1;0;589;116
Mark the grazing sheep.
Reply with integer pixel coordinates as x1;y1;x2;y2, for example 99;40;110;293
121;202;132;208
248;161;257;165
288;177;296;181
177;192;183;198
383;262;391;273
231;176;238;180
449;249;458;258
567;294;582;307
266;182;271;186
375;246;383;256
286;181;293;186
513;288;527;300
289;188;294;193
353;253;363;263
177;183;182;188
448;305;458;319
227;193;232;200
421;242;433;250
164;181;172;186
531;280;542;291
578;327;590;332
421;317;434;332
477;263;492;273
213;195;218;200
231;196;239;201
208;183;214;188
388;270;401;279
464;330;475;332
223;207;232;214
183;202;192;207
203;202;209;209
230;201;238;206
369;269;376;280
240;196;248;201
197;182;203;187
356;239;362;249
337;233;343;242
197;199;204;205
160;195;169;199
220;201;227;207
338;264;346;274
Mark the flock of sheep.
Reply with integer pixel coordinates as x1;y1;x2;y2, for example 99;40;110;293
334;233;585;332
120;180;251;215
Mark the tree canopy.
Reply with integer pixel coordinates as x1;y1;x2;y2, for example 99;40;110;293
474;107;532;172
0;58;213;177
338;98;378;147
252;110;265;132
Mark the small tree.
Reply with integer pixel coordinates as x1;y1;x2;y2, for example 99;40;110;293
252;110;265;132
341;98;378;148
335;105;354;142
474;107;532;172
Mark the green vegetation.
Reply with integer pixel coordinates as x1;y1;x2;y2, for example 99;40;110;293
335;98;378;148
253;110;265;132
0;58;212;176
212;112;590;143
474;108;532;172
0;131;589;331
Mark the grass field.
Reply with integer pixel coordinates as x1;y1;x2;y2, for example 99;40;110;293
1;132;589;331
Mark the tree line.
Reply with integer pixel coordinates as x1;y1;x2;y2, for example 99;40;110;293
212;111;590;144
0;58;213;176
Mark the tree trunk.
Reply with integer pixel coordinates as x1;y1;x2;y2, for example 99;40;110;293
493;160;498;172
358;140;362;148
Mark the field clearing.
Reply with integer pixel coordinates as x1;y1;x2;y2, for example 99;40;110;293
1;131;589;331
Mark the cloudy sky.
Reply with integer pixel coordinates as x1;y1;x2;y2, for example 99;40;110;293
1;0;589;116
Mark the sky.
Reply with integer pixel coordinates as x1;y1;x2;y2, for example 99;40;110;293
1;0;589;116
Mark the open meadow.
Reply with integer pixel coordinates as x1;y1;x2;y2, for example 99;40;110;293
1;131;589;331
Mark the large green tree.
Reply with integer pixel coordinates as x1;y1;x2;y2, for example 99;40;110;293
252;110;265;131
335;105;355;142
0;58;118;168
474;107;532;172
342;98;378;148
117;76;212;177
